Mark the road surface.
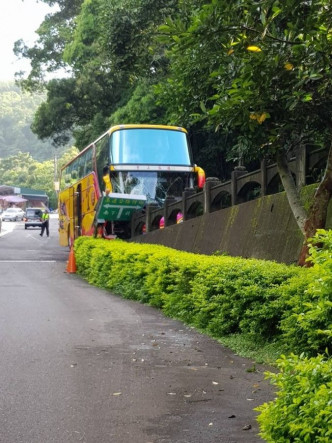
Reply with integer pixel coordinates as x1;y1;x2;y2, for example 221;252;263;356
0;215;274;442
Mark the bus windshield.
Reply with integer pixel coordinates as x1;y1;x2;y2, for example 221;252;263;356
110;171;191;204
110;128;192;166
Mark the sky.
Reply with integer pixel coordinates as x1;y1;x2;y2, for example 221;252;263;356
0;0;55;81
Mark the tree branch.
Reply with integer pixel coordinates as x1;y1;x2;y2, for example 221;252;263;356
240;26;303;45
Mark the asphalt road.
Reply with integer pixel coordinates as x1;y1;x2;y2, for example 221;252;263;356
0;215;274;443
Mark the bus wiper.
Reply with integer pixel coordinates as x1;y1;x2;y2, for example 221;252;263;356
166;177;182;196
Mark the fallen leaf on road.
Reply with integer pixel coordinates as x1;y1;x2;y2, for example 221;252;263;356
243;424;252;430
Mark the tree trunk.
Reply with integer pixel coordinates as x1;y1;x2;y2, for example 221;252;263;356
276;151;307;234
298;143;332;266
277;146;332;266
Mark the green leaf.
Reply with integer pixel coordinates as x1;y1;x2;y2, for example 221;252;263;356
200;101;207;113
302;94;313;102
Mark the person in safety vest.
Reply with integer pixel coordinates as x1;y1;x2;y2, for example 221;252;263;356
40;209;50;237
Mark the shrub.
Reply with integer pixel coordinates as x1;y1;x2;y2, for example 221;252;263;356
73;232;332;442
280;229;332;355
256;353;332;442
74;231;331;355
74;237;306;342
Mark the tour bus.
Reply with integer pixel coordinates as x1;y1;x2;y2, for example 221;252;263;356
58;124;205;246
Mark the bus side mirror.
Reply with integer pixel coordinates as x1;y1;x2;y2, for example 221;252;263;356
194;165;206;189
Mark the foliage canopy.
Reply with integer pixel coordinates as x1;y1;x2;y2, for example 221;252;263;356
13;0;332;260
15;0;332;175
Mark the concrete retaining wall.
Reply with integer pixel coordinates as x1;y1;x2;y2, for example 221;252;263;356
131;192;332;264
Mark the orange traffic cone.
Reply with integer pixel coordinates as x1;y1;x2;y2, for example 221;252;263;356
66;246;77;273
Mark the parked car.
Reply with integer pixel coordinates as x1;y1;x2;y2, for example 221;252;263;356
24;207;43;229
2;207;25;221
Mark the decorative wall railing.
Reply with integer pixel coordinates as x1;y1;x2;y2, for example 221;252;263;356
131;147;327;237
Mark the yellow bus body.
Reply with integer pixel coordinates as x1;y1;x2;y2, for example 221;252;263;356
58;172;100;247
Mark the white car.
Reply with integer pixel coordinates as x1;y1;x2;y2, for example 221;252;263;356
1;207;25;221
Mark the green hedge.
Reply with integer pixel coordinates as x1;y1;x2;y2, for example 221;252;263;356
74;231;331;355
256;353;332;442
280;229;332;354
74;236;311;350
74;230;332;442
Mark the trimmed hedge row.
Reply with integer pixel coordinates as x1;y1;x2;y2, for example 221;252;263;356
74;234;329;354
74;230;332;442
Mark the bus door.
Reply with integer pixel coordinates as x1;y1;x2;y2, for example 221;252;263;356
66;186;74;246
74;184;82;239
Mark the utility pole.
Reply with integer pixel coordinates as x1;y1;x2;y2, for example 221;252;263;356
53;147;60;206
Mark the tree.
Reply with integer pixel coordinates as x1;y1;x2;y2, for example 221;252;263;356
14;0;83;90
156;0;332;264
16;0;180;149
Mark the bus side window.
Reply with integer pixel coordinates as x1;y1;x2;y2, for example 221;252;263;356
95;136;110;192
78;156;84;179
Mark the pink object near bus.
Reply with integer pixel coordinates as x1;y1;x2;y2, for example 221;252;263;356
176;212;183;223
159;212;183;229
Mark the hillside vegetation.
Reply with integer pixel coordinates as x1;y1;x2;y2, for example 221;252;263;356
0;148;78;208
0;82;66;161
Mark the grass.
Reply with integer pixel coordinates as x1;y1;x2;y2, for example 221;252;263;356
215;333;285;366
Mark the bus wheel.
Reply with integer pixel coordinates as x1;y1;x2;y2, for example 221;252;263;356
97;224;104;238
93;223;104;239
